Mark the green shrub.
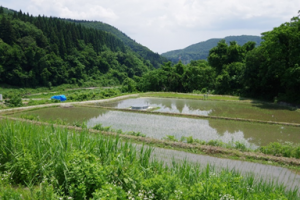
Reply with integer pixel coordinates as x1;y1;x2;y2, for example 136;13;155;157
5;153;38;185
186;136;194;144
5;94;23;107
0;188;23;200
92;183;126;200
201;88;207;94
293;146;300;159
92;124;111;131
126;131;146;137
121;77;137;93
63;151;107;199
163;135;178;142
192;90;201;94
207;140;223;147
259;142;300;158
234;141;247;151
180;136;186;142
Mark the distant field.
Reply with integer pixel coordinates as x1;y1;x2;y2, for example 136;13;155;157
142;92;255;102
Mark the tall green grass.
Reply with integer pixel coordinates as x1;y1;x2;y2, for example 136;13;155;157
260;142;300;159
0;120;298;199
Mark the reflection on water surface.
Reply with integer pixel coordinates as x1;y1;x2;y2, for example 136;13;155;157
98;97;300;123
12;106;300;148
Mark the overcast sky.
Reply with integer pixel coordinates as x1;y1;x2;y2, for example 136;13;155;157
1;0;299;53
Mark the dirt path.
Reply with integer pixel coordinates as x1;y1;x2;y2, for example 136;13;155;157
0;94;139;114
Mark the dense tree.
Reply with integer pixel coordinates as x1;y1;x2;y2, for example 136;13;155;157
243;15;300;102
0;15;16;45
0;10;151;87
182;60;215;92
208;40;228;74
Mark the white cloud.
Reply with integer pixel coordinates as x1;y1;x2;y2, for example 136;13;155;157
27;0;118;21
2;0;300;53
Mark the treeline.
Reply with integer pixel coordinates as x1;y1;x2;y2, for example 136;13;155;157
135;41;255;94
135;15;300;104
0;7;152;87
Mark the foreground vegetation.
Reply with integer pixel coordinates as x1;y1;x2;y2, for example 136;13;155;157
0;120;298;199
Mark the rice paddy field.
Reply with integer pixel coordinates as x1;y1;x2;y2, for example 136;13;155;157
1;94;300;199
98;97;300;123
9;99;300;148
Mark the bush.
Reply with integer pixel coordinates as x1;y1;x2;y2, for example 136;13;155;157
259;142;300;158
207;140;223;147
186;136;194;144
92;124;111;132
163;135;178;142
201;88;207;93
234;141;247;151
92;184;126;200
5;94;23;107
63;151;107;199
121;78;137;93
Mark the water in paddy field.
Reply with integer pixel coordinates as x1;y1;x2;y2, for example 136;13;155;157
98;97;300;124
12;106;300;148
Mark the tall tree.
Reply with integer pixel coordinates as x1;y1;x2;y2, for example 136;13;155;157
0;15;16;44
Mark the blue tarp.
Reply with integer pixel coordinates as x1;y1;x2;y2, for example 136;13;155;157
51;95;67;101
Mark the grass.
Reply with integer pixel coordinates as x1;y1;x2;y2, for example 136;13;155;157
23;87;121;100
0;82;112;96
0;88;132;111
0;120;298;199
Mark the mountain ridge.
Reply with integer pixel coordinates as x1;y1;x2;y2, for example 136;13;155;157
162;35;262;64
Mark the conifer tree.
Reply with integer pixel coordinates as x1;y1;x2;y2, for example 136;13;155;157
0;16;16;44
0;6;4;14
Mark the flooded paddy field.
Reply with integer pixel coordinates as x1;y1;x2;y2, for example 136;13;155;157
98;97;300;124
10;106;300;148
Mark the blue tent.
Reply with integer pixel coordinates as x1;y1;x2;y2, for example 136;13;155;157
51;95;67;101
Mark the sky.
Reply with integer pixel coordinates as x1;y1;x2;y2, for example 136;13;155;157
1;0;300;53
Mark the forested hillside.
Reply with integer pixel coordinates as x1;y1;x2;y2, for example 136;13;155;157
0;6;153;87
64;19;169;68
162;35;262;64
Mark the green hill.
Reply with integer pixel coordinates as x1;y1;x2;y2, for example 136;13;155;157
0;6;155;87
64;19;169;68
161;35;262;64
